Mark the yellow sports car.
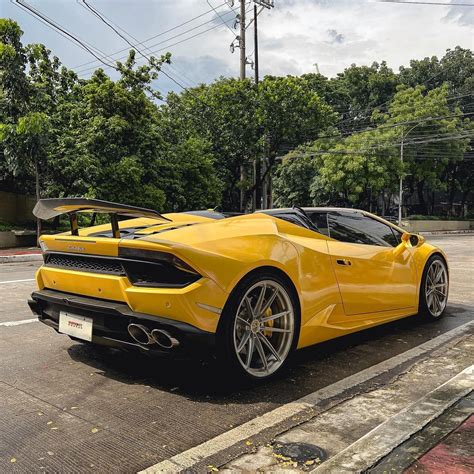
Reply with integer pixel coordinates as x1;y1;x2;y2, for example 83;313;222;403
29;199;449;380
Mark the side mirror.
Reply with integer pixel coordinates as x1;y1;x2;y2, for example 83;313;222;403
401;232;425;248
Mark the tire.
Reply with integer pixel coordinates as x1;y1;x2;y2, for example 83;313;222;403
217;270;300;381
419;255;449;320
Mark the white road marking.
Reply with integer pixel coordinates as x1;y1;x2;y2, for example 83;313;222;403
0;318;38;327
0;278;35;284
140;318;474;474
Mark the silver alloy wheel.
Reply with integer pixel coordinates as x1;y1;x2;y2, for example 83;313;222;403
233;280;295;378
425;259;448;317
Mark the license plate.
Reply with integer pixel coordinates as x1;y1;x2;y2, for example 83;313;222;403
59;312;93;342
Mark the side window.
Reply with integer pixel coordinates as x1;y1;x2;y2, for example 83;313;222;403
328;212;399;247
388;228;403;247
308;212;329;236
276;213;308;228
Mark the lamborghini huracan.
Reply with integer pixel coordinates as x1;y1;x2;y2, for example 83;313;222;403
29;199;449;380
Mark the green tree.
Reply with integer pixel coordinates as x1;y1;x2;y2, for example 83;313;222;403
273;153;317;207
309;131;400;211
376;84;472;214
163;78;259;210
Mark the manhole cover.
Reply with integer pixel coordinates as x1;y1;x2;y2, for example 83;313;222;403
273;442;328;463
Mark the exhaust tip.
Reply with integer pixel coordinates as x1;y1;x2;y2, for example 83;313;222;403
127;323;153;345
151;329;179;349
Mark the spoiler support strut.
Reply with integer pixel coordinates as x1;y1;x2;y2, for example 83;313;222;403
69;212;79;236
110;213;120;239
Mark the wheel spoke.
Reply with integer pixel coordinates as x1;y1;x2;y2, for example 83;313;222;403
245;336;255;369
258;333;281;362
236;315;249;326
261;310;290;323
427;293;433;310
245;297;255;319
254;284;266;317
254;336;268;372
259;288;279;317
237;331;251;353
262;326;291;333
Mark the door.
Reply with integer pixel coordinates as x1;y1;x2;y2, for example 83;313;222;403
326;211;417;316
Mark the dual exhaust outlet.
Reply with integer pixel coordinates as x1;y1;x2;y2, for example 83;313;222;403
127;323;179;349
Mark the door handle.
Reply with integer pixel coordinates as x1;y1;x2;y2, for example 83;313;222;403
336;259;352;266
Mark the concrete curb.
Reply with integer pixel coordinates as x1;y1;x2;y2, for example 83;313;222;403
421;230;474;236
312;366;473;473
0;254;43;264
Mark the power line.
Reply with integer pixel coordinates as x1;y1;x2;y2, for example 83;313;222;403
75;7;244;76
13;0;117;69
207;0;238;37
79;0;190;92
278;132;474;157
72;1;229;70
77;0;197;88
279;110;474;149
74;4;238;74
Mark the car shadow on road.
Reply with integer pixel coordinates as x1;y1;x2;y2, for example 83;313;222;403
66;303;471;404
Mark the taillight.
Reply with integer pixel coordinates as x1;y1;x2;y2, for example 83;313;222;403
118;248;201;288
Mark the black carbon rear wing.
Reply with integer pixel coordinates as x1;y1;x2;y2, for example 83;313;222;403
33;198;170;238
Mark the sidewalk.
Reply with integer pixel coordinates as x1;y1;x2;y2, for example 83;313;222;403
220;333;473;473
0;247;42;263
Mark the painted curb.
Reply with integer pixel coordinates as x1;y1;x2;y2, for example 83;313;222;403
0;254;43;264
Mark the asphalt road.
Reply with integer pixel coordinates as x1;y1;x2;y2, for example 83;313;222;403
1;235;473;472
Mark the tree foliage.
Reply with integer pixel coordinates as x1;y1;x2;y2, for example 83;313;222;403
0;18;473;218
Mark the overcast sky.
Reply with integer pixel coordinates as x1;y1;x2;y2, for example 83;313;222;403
2;0;473;94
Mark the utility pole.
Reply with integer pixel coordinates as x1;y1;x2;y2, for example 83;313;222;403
254;4;259;84
238;1;246;211
398;135;404;226
239;0;246;79
398;119;429;226
234;0;274;211
252;0;274;210
252;4;259;211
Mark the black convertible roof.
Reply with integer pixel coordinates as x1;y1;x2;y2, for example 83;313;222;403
33;198;170;221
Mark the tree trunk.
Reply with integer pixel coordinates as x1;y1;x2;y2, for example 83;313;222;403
460;189;470;218
448;170;457;217
34;155;42;245
416;180;427;215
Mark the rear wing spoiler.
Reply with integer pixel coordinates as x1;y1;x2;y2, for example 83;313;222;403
33;198;170;238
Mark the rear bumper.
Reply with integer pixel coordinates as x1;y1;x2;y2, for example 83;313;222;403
29;289;215;357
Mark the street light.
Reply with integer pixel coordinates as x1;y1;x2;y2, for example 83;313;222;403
398;119;431;226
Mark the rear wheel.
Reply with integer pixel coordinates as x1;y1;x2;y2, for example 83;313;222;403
218;272;299;380
419;255;449;319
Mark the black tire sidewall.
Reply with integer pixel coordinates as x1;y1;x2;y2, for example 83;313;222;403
419;254;448;320
216;270;300;381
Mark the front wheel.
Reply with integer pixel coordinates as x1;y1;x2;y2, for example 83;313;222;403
419;255;449;320
218;272;299;381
